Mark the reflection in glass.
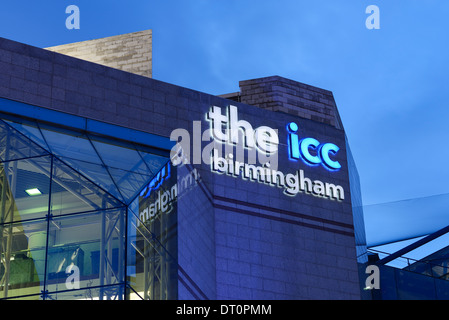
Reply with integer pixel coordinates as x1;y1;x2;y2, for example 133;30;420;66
0;156;52;223
91;138;157;203
107;166;154;204
127;209;178;300
91;138;150;174
39;126;102;165
56;158;124;203
46;209;126;299
0;219;47;299
50;158;123;216
127;162;178;300
0;115;171;300
45;285;125;300
0;121;48;163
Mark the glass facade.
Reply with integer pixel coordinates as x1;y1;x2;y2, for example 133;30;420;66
362;193;449;300
0;112;177;300
127;162;179;300
366;264;449;300
346;136;367;263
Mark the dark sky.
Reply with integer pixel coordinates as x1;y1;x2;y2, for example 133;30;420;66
1;0;448;208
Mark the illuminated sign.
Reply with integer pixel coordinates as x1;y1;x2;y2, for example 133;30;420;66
212;150;344;200
204;105;345;201
138;162;176;227
207;105;278;155
138;163;200;227
287;122;341;171
139;162;171;199
169;105;344;201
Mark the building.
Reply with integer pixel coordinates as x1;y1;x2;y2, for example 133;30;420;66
0;31;365;300
362;193;449;300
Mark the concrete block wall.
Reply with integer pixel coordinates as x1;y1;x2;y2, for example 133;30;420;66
177;164;216;300
0;36;361;300
46;30;152;78
214;208;358;299
209;103;359;299
0;35;185;137
239;76;343;129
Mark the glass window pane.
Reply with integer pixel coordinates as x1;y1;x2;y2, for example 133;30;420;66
55;158;124;203
3;120;49;153
1;113;175;300
107;167;154;204
0;219;47;299
126;285;143;300
44;285;125;300
127;209;172;300
2;293;43;300
127;163;178;300
0;120;48;162
90;138;162;204
45;209;126;300
39;127;102;165
50;158;123;216
396;269;436;299
138;150;170;176
0;156;51;223
91;138;148;174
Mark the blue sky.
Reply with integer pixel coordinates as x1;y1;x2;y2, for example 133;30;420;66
1;1;448;209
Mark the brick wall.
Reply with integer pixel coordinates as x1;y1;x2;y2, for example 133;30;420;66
46;30;152;78
238;76;343;129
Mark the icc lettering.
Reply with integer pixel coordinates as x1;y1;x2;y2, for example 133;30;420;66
287;122;341;171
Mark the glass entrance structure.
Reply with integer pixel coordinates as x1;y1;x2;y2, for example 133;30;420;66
0;101;178;300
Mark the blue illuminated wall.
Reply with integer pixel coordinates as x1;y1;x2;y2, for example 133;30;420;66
209;99;357;299
0;37;362;299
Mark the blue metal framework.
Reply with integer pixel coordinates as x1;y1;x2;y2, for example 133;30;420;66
0;99;176;300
